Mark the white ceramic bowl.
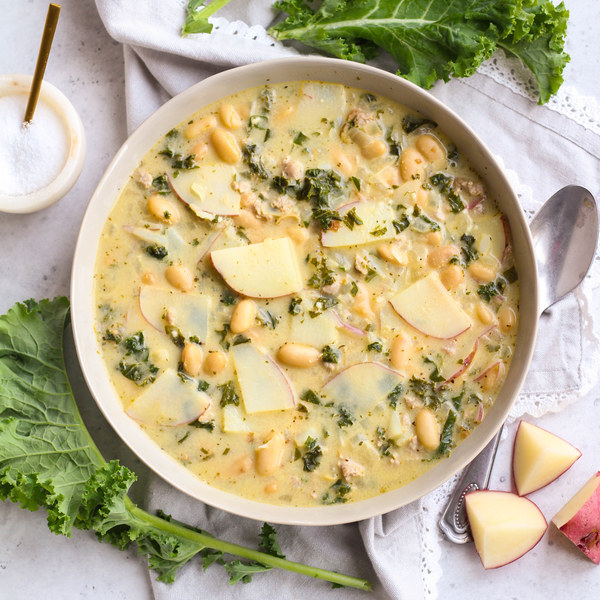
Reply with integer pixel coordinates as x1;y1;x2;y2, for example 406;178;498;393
71;57;538;525
0;74;86;214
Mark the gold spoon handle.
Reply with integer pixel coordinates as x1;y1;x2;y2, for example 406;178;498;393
24;3;61;124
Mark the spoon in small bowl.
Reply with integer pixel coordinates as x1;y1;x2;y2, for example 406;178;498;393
439;185;599;544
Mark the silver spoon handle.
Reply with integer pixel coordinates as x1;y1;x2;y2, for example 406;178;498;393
438;426;503;543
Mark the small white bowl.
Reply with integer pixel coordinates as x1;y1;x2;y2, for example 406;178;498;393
0;74;86;214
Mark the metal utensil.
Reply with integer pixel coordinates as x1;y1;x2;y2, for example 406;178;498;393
439;185;599;544
23;3;61;124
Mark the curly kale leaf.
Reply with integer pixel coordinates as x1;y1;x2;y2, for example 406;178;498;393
269;0;569;103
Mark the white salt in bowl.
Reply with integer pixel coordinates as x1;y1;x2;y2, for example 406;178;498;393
0;74;86;214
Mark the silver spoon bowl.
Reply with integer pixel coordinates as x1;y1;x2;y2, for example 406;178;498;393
440;185;599;544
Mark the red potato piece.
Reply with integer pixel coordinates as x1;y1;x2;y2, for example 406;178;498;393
231;343;296;414
320;201;396;247
512;421;581;496
210;237;303;298
389;272;471;339
320;362;404;410
126;369;210;426
138;286;210;343
168;164;241;218
465;490;547;569
552;472;600;564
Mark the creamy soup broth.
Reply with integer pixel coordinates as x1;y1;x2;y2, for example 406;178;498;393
94;81;519;506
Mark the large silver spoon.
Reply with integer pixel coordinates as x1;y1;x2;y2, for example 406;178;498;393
439;185;599;544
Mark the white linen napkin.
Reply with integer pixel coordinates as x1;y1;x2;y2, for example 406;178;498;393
94;1;600;598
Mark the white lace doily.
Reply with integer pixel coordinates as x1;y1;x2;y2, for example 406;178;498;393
478;50;600;135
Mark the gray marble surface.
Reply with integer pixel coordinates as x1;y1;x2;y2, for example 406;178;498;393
0;1;598;599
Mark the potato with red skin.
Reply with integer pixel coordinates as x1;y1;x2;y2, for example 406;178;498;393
465;490;547;569
512;421;581;496
552;472;600;564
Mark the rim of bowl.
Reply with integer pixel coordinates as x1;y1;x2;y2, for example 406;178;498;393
0;74;86;214
71;56;538;526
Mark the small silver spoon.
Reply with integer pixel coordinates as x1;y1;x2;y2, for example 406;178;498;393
439;185;599;544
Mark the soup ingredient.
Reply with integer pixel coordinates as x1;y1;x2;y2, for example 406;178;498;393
269;0;569;103
0;93;69;195
0;298;371;590
210;237;303;297
389;272;471;339
465;490;547;569
126;368;211;425
552;472;600;564
512;421;581;496
231;343;297;413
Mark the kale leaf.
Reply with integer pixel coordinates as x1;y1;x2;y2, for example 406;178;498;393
269;0;569;104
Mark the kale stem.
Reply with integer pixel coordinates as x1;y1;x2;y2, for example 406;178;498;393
125;498;372;591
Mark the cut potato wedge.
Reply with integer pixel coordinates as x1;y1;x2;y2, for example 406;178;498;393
231;343;296;414
390;272;471;339
290;311;338;347
552;472;600;564
513;421;581;496
320;362;404;409
126;368;210;426
321;201;397;247
465;490;547;569
138;286;210;343
168;164;241;218
210;237;303;298
222;404;251;433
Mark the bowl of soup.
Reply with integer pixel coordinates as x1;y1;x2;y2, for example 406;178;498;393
71;57;537;525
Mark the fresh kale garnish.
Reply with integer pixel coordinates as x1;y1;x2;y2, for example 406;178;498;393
367;341;383;353
321;345;340;364
297;168;344;231
437;411;457;456
387;383;405;409
301;389;322;405
322;479;352;505
257;309;279;329
218;380;240;407
460;233;479;265
288;297;303;315
269;0;569;104
376;426;393;457
424;356;445;383
307;255;336;289
343;207;363;230
242;143;270;180
302;436;323;472
429;173;465;213
152;174;171;194
409;376;444;409
477;277;507;302
258;523;285;559
145;244;168;260
165;324;186;348
309;296;338;318
189;420;216;432
337;405;355;428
